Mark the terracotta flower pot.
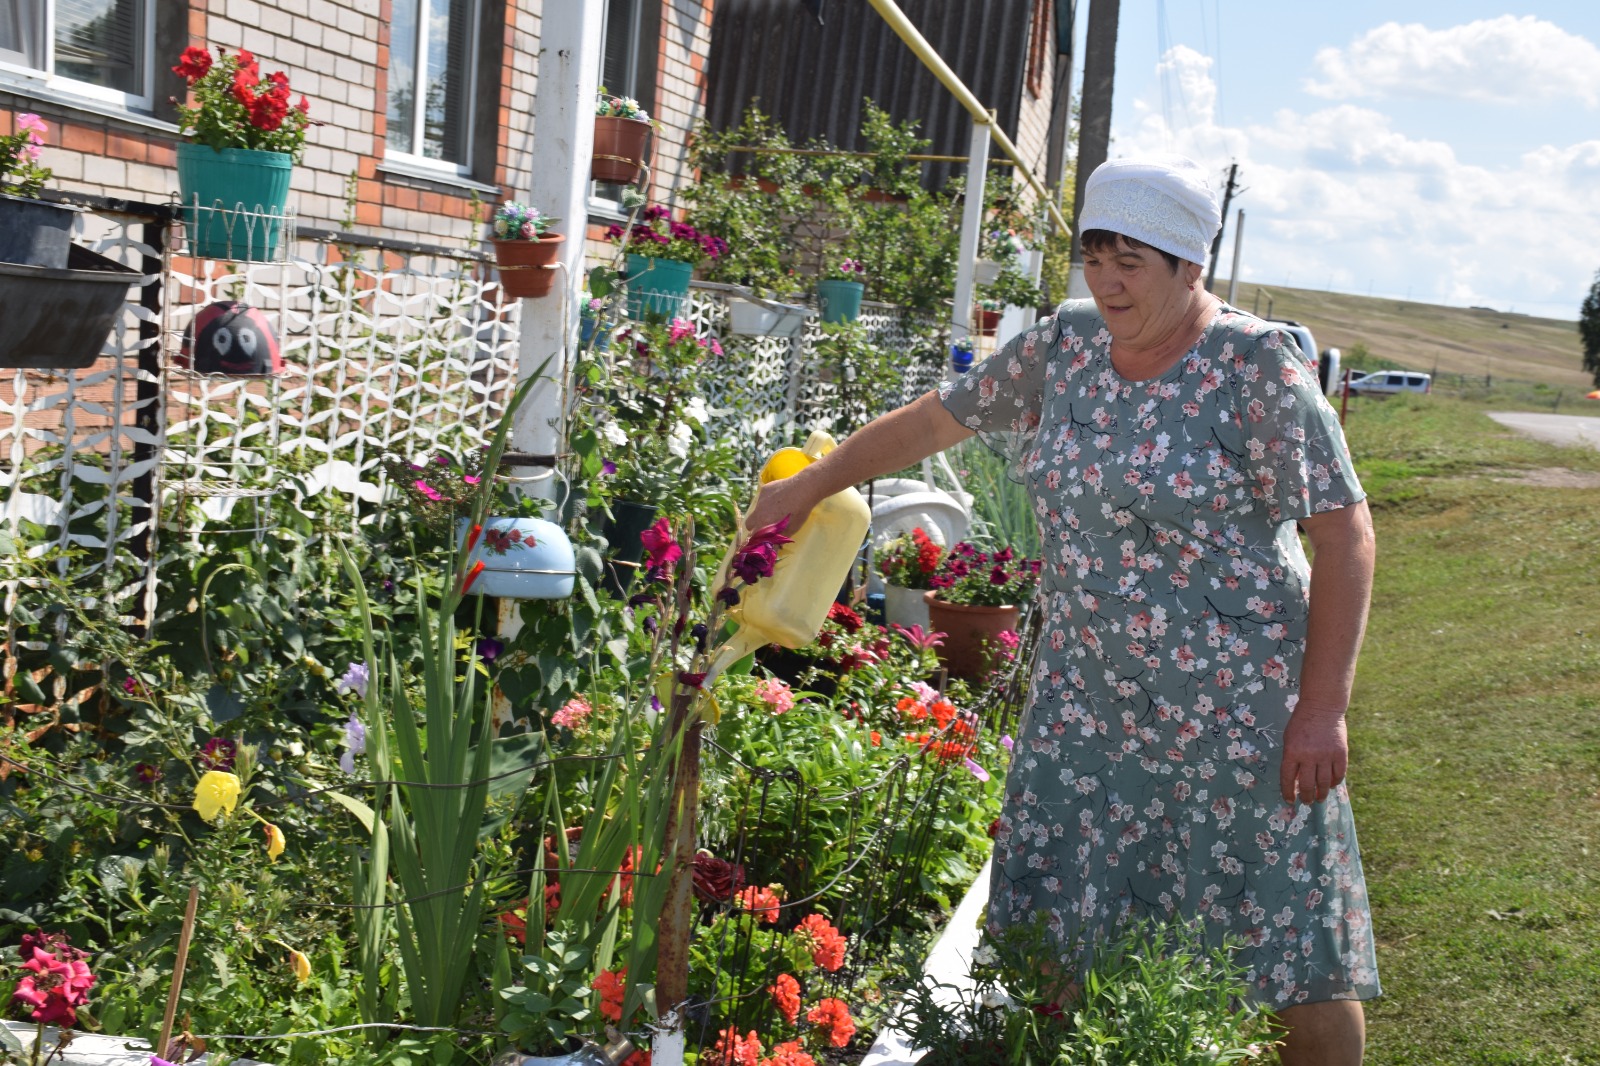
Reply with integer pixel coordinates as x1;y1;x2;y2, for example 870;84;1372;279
978;309;1002;336
592;114;652;184
924;591;1019;680
494;233;565;298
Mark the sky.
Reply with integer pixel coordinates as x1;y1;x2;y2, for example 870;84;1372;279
1089;2;1600;318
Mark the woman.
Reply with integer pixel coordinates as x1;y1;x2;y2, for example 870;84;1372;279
747;155;1379;1065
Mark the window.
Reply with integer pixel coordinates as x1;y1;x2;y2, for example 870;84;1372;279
0;0;154;108
592;0;644;209
386;0;479;172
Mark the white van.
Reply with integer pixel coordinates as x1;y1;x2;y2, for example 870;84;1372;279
1343;370;1432;397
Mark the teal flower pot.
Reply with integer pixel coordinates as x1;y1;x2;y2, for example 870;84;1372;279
176;143;293;261
817;279;865;324
625;254;693;319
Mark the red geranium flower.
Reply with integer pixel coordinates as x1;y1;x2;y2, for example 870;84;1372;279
770;973;801;1024
805;997;856;1048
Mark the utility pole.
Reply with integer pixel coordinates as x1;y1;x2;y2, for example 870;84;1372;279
1226;209;1244;306
1204;162;1238;294
1068;0;1119;297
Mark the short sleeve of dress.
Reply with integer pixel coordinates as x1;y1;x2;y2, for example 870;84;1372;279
1237;327;1365;523
938;314;1057;484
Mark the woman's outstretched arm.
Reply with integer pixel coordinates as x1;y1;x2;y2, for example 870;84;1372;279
743;390;973;534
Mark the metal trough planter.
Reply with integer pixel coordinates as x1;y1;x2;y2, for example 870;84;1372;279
0;244;138;370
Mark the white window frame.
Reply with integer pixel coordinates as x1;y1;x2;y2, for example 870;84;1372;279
384;0;481;178
588;0;645;218
0;0;156;112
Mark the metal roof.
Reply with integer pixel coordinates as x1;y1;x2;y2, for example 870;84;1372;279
704;0;1037;189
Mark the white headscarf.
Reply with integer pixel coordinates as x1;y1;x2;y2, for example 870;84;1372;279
1077;155;1222;265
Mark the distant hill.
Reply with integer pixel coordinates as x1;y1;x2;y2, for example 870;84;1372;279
1213;281;1588;388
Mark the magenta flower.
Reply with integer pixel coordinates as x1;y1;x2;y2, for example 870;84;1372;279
1001;734;1014;752
639;517;681;580
669;318;695;342
963;757;990;782
413;479;444;502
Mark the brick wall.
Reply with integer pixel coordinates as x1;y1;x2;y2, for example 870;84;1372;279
2;0;714;253
648;0;716;210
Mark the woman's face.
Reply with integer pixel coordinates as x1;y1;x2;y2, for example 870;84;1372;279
1082;238;1201;348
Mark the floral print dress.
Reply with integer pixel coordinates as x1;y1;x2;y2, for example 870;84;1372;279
940;299;1381;1007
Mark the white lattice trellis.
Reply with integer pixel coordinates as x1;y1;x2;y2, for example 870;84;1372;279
5;207;956;631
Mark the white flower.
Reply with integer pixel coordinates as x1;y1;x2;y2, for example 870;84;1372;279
681;396;709;425
971;943;998;966
600;421;628;446
667;421;693;459
979;989;1016;1011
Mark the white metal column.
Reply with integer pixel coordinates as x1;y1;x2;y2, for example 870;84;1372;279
950;115;992;342
510;0;605;496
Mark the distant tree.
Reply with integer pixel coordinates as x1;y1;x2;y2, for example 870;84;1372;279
1583;269;1600;387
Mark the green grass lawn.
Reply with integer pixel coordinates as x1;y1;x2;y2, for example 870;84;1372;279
1342;395;1600;1064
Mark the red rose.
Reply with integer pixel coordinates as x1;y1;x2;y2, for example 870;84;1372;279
172;45;212;83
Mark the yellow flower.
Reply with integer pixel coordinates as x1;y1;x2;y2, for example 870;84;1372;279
192;770;241;822
263;822;286;861
288;947;311;984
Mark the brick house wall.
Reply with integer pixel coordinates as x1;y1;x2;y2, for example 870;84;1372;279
1;0;714;254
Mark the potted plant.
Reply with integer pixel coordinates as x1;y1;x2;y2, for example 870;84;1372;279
816;256;867;324
0;111;77;269
491;200;564;299
592;89;653;185
726;290;809;337
949;335;976;375
607;205;726;320
171;45;311;261
877;527;943;629
0;115;139;370
924;542;1038;678
977;297;1003;337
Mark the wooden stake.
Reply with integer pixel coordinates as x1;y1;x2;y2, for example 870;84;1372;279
157;884;200;1060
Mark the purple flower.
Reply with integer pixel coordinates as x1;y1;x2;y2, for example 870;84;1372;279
963;757;990;782
1001;734;1014;752
601;459;617;477
477;637;504;663
716;585;740;606
339;712;366;774
135;763;163;785
336;662;370;698
728;518;794;585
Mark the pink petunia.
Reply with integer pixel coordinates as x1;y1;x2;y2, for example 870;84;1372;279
413;479;444;502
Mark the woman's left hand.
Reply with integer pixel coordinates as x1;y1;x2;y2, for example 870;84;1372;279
1280;703;1349;805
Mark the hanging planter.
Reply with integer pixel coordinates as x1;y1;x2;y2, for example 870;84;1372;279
0;244;138;370
489;200;564;298
0;194;80;269
727;295;808;337
924;592;1020;680
592;91;653;185
177;144;293;261
459;517;576;600
592;115;652;185
978;308;1002;337
625;254;693;319
170;46;311;262
816;279;865;324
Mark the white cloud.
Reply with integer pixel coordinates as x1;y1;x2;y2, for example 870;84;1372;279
1115;46;1600;316
1305;16;1600;108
